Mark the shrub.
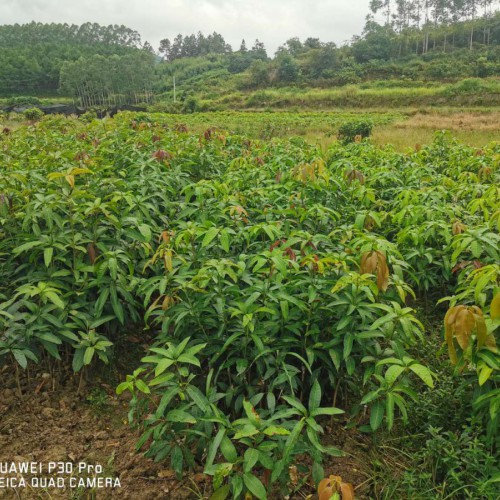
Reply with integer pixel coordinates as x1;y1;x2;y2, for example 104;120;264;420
182;96;199;113
80;109;98;122
23;107;44;121
337;120;373;143
444;77;495;96
7;96;41;107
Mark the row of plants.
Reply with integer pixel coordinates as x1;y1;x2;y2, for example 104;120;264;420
0;113;498;498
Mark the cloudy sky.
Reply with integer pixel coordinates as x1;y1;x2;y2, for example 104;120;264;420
0;0;372;54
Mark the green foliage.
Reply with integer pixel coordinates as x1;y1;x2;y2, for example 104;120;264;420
337;120;373;143
275;54;300;84
22;107;44;121
6;96;41;106
382;426;500;500
1;112;499;498
158;32;232;62
444;77;498;96
182;95;199;113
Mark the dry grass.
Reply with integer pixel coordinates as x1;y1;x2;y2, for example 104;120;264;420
305;110;500;152
391;110;500;132
372;110;500;150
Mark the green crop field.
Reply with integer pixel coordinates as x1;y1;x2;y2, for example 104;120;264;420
0;112;499;499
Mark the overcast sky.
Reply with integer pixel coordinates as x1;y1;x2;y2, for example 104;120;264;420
0;0;372;54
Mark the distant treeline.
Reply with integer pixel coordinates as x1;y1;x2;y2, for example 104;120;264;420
0;22;145;94
1;4;500;101
60;52;155;108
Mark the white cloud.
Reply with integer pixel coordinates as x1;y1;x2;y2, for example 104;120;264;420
0;0;370;54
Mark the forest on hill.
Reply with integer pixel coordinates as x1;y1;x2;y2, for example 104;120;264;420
0;1;499;105
0;23;147;95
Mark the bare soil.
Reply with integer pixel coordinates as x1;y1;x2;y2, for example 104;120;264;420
0;366;372;499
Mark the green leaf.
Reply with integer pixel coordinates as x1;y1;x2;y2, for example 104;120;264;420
155;386;179;416
385;365;405;385
116;381;132;395
479;365;493;386
262;425;290;436
234;424;259;439
186;385;209;412
244;448;259;473
329;349;341;370
206;429;226;468
202;227;219;248
376;357;404;367
44;247;54;267
271;255;287;274
83;346;95;365
209;485;231;500
236;358;248;375
135;379;151;394
72;349;84;372
310;407;344;417
138;224;152;242
471;240;482;258
108;257;118;280
477;350;500;370
171;445;183;477
110;285;124;325
154;357;175;376
370;399;384;431
220;436;238;463
44;291;65;309
309;379;321;411
166;409;196;424
361;390;380;405
386;393;395;431
177;352;201;366
343;333;354;359
220;229;230;252
12;349;27;369
94;287;110;317
89;315;116;329
282;395;307;415
243;473;267;500
13;240;44;255
243;399;261;426
408;363;434;388
280;300;289;320
149;373;174;386
283;418;305;461
312;462;324;488
36;332;62;345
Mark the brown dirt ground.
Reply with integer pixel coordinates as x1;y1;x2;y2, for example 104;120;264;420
0;365;372;499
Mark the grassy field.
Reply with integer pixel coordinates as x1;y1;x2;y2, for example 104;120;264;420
372;109;500;150
153;77;500;112
2;107;499;151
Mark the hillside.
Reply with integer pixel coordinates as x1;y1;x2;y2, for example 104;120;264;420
1;5;500;109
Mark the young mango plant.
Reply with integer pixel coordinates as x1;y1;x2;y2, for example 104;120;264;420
317;475;355;500
442;293;499;442
204;381;344;499
360;355;434;432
